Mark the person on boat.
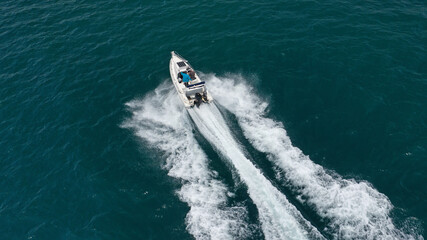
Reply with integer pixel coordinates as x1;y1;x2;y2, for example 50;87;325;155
187;68;196;80
179;71;191;87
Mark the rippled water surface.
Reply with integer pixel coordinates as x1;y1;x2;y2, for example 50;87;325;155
1;0;425;239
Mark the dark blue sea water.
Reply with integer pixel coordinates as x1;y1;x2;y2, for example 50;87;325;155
1;0;425;239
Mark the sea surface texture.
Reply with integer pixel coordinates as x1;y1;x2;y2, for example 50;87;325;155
1;0;426;239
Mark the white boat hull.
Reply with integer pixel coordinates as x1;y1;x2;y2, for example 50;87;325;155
169;51;213;108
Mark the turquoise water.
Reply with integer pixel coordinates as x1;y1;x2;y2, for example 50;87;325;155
1;0;425;239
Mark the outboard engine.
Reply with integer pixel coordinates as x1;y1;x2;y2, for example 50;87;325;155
195;93;203;107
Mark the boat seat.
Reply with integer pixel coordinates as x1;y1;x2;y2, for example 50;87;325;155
187;81;205;88
185;86;204;97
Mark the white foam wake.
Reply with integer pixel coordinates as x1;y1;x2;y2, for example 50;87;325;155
206;74;420;239
122;83;248;240
188;103;324;240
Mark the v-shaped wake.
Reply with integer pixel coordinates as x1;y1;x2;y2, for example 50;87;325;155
188;103;324;240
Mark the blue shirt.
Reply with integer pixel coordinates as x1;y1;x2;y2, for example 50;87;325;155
181;72;191;83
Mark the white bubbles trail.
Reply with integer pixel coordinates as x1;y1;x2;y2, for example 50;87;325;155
122;82;248;240
206;74;420;240
188;103;324;240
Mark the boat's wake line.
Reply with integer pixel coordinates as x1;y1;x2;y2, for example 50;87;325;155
188;104;324;240
206;74;422;239
122;82;249;240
